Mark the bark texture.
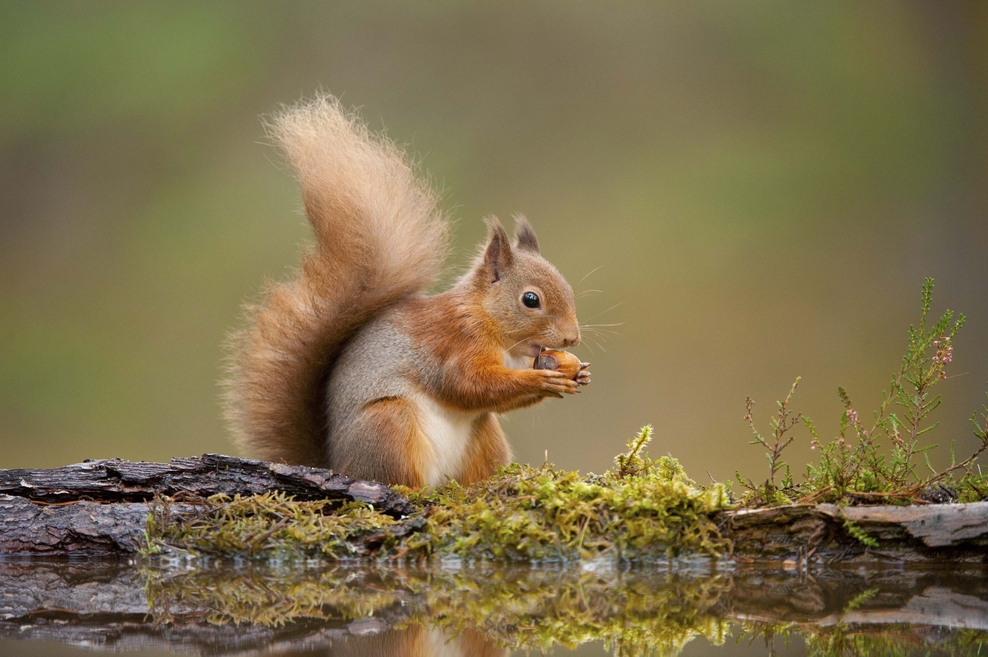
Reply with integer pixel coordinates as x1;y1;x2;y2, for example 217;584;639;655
2;456;987;561
727;501;988;563
0;454;411;557
0;453;411;509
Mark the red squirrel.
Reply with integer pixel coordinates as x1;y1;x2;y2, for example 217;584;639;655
224;96;590;487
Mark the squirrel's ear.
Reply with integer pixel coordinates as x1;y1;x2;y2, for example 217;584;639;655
482;217;513;283
513;215;540;254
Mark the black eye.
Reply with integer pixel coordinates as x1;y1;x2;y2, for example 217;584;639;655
522;291;540;309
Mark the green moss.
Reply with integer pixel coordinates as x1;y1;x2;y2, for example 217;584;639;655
146;426;731;563
146;492;403;560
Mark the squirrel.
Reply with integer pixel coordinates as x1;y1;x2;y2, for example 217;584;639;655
223;95;590;488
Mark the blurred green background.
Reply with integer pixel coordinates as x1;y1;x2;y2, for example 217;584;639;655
2;1;986;487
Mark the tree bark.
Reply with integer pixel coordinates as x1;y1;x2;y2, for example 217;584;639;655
0;453;411;512
726;502;988;563
2;456;987;561
0;454;412;557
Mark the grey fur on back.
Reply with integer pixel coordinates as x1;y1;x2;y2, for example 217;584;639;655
324;306;416;467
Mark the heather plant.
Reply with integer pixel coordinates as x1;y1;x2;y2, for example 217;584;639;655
739;377;803;503
742;279;988;506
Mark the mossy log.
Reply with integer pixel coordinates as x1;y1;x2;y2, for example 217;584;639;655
1;456;987;562
0;454;411;557
727;502;988;563
0;453;410;511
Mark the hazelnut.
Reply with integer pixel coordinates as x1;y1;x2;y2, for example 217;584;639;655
534;349;583;380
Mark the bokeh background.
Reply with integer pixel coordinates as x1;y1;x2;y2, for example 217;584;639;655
2;2;986;488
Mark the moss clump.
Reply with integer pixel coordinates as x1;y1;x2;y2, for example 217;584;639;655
402;426;731;561
146;492;403;560
147;426;732;563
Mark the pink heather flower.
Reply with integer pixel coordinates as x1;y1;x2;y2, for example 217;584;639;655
933;336;953;373
846;409;859;426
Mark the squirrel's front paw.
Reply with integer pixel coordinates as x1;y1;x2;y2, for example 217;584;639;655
531;368;580;397
576;362;591;386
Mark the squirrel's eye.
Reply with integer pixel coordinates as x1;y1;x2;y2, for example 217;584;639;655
522;291;541;309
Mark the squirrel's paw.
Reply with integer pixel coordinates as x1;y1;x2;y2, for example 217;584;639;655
532;368;580;396
576;362;591;386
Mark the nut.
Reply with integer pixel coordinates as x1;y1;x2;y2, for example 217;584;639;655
534;349;582;380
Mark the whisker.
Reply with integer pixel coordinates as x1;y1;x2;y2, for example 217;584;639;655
580;326;616;336
586;336;608;353
577;265;604;288
576;289;603;299
580;327;619;336
580;322;625;328
504;337;530;353
582;303;624;322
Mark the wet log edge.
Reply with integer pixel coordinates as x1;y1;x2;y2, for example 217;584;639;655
0;454;411;557
1;455;987;560
725;501;988;563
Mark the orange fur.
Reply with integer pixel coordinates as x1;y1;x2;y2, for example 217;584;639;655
401;290;578;413
341;397;429;487
459;413;512;484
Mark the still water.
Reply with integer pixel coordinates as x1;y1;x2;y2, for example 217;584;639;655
1;560;984;656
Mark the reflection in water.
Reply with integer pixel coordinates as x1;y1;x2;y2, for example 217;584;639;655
311;626;507;657
1;560;987;656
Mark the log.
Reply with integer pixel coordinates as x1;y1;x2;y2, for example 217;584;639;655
819;501;988;547
0;453;411;512
727;501;988;563
0;454;412;557
2;456;988;561
0;495;150;557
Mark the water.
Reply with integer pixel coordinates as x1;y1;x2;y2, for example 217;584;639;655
1;559;986;656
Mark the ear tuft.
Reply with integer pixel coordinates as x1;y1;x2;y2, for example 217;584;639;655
513;214;540;254
483;217;513;283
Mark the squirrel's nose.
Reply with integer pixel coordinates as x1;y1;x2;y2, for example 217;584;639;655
562;331;581;348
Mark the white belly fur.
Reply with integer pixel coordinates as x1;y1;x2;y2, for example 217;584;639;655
412;391;479;487
411;351;531;487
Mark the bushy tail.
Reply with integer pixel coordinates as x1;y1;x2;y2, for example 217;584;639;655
224;96;449;466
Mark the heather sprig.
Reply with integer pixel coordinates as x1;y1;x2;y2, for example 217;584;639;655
743;278;987;506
